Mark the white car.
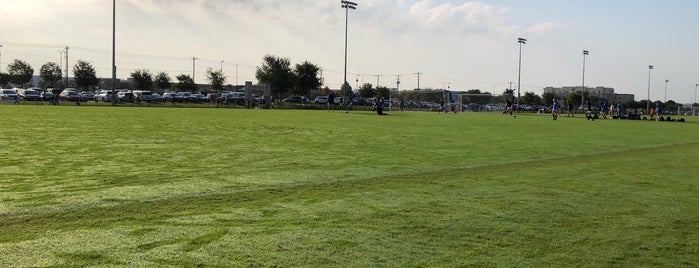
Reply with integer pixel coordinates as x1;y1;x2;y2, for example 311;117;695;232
314;96;328;104
0;89;19;100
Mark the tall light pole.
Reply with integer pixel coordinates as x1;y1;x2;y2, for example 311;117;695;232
111;0;117;106
0;44;3;72
580;50;589;107
517;38;527;111
58;50;64;89
220;60;224;73
646;65;653;111
64;46;69;89
234;63;239;86
694;83;697;116
192;57;198;86
341;0;357;112
664;79;669;102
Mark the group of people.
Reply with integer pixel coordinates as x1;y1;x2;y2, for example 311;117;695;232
549;99;665;121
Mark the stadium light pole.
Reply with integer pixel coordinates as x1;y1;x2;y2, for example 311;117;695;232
192;57;198;85
0;44;3;72
58;50;64;89
234;63;239;86
341;0;357;113
580;50;589;107
220;60;224;73
111;0;117;106
694;83;697;116
664;79;669;102
646;65;653;111
517;38;527;112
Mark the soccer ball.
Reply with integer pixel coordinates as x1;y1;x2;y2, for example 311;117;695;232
513;115;516;118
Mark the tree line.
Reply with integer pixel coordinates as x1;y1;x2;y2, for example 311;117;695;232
0;54;321;97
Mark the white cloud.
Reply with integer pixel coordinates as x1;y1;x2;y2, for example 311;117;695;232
525;22;557;35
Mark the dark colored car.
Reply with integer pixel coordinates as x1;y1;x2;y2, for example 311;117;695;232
59;90;82;102
283;96;308;104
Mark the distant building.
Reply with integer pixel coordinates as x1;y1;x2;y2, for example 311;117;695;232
543;86;634;103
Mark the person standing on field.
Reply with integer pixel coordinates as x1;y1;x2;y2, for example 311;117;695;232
552;98;559;120
327;93;335;111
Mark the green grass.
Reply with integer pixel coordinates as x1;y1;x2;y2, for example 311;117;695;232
0;105;697;267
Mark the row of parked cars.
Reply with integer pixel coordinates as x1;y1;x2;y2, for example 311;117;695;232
0;87;56;101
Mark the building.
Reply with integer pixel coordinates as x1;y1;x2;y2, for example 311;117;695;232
543;86;634;103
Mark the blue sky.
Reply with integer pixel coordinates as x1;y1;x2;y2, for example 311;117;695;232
1;0;697;102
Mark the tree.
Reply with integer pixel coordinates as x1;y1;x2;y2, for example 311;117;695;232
255;54;294;97
357;83;375;98
39;62;63;88
521;91;542;105
175;74;197;92
73;60;99;91
130;69;153;91
502;89;515;98
375;86;390;99
542;92;556;105
206;68;226;93
663;100;679;113
292;61;321;96
154;72;171;92
320;86;331;96
0;73;8;87
7;59;34;87
464;89;493;104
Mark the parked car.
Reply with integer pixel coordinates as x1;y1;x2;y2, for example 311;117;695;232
59;89;82;102
178;92;196;102
284;96;308;104
224;92;245;104
94;91;114;102
36;89;55;101
0;89;18;100
191;93;209;103
80;91;95;101
18;88;41;101
162;92;184;102
116;91;135;103
132;90;154;102
150;92;164;102
314;96;328;104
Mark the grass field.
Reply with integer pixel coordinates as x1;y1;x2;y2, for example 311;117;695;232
0;105;697;267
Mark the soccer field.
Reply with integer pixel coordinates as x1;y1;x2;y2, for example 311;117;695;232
0;105;697;266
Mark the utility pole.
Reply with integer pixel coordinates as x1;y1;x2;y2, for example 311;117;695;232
234;63;239;86
415;72;421;90
192;57;198;85
65;46;69;89
319;69;324;88
393;75;400;111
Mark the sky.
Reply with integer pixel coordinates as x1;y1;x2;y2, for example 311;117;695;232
1;0;698;102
